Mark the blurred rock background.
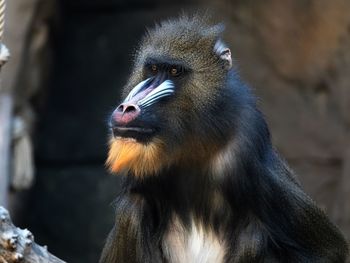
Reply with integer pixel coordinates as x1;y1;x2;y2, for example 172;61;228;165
2;0;350;262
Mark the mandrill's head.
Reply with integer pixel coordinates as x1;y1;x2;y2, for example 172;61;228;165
107;15;234;177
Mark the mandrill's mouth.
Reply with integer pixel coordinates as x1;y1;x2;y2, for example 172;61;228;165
112;126;156;142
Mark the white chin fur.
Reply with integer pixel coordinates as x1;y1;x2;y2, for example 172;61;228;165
115;136;137;142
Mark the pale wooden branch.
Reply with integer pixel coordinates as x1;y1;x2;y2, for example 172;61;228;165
0;206;66;263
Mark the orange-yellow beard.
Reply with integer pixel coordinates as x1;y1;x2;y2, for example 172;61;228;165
106;137;167;177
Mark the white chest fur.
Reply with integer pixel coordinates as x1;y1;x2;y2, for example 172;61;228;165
162;216;226;263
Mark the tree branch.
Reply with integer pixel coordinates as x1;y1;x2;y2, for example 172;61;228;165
0;206;66;263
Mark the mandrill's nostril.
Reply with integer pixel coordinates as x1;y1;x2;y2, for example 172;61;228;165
116;104;124;112
124;104;137;113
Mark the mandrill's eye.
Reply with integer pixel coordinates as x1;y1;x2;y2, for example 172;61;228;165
169;66;181;77
151;64;158;74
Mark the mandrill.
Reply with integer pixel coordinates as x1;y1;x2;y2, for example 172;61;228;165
100;15;349;263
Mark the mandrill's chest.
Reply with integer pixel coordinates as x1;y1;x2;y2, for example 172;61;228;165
162;216;226;263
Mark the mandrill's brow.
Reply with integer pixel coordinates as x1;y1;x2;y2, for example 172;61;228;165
144;57;191;71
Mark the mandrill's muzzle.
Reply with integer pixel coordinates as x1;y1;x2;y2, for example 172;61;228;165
110;76;174;140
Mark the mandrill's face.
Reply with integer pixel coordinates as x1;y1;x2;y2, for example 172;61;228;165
107;18;232;177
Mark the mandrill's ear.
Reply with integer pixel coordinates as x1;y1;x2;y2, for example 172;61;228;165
214;39;232;70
